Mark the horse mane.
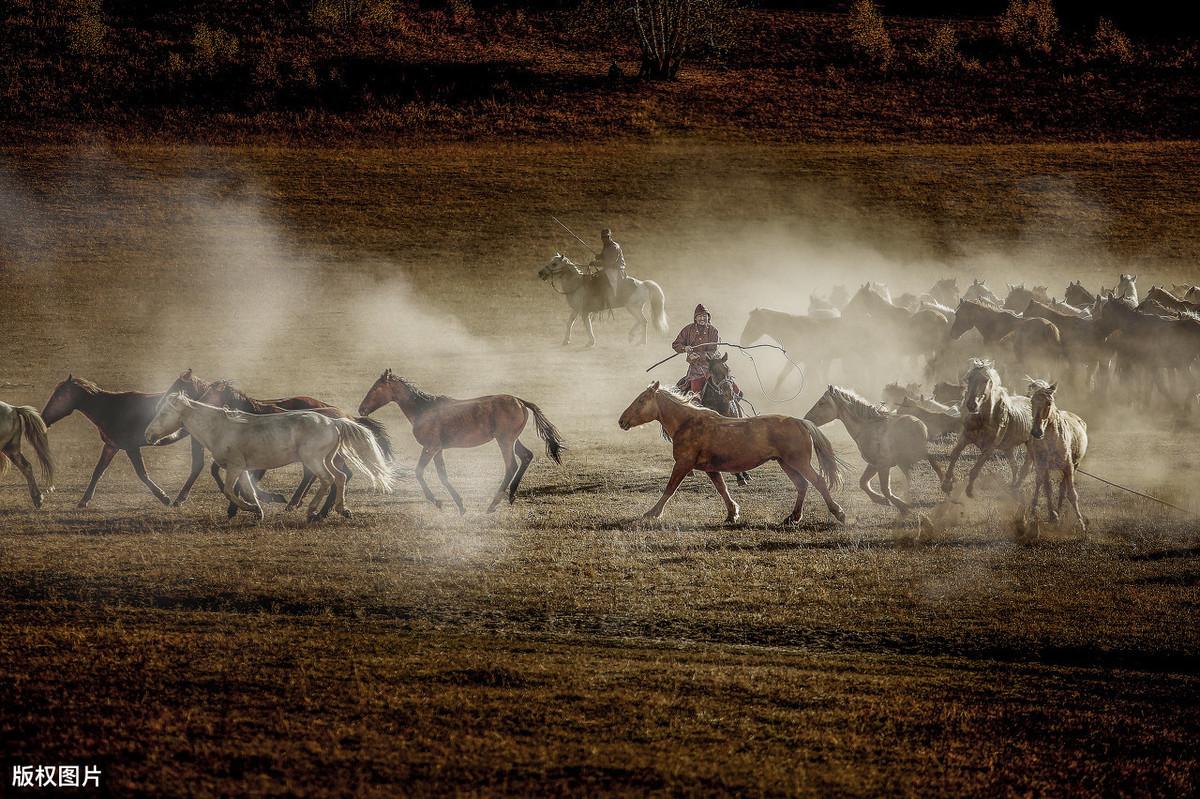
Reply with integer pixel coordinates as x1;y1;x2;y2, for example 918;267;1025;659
394;377;446;411
828;385;892;422
67;376;104;394
963;298;1018;317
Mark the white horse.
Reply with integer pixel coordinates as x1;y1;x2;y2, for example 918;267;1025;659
537;253;668;346
0;401;55;508
1026;378;1088;532
146;394;394;521
942;359;1033;498
1116;273;1139;305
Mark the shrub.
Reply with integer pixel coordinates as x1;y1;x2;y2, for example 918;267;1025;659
64;2;108;58
847;0;893;70
1092;17;1134;65
192;23;239;76
311;0;394;33
914;23;965;74
998;0;1059;57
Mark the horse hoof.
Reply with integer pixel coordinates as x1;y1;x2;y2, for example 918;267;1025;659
781;515;800;526
171;498;185;508
433;500;443;511
724;514;740;525
940;481;953;494
458;505;467;516
306;513;320;524
339;509;352;519
158;495;172;507
76;500;89;509
33;495;44;509
834;509;847;524
227;506;238;519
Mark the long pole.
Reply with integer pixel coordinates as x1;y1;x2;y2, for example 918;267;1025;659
552;216;597;257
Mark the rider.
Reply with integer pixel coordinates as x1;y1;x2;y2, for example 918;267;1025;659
590;228;626;307
673;303;722;395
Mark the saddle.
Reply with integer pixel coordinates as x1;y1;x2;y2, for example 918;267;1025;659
585;272;635;311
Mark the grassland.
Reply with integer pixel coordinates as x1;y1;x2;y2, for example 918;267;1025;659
1;141;1199;795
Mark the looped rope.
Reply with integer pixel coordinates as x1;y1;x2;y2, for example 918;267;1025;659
646;342;806;404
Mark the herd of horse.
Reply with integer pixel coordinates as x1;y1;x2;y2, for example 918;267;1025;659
0;271;1187;531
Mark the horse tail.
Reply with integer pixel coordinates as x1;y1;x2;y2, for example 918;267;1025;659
333;419;395;493
518;400;565;464
354;416;394;464
645;280;669;334
799;418;845;493
14;406;54;489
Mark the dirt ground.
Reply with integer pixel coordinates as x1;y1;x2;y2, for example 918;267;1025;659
1;142;1198;796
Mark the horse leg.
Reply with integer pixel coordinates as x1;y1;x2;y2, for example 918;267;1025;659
1063;466;1086;533
126;448;171;506
433;452;465;514
318;455;352;519
1012;445;1033;489
323;452;350;519
563;310;577;346
773;362;798;393
626;305;644;343
5;446;44;509
924;454;945;485
236;471;264;521
583;313;597;348
172;438;206;507
942;438;969;494
487;436;519;513
221;467;260;516
964;447;993;499
859;465;890;507
645;462;692;519
778;463;809;525
507;439;535;504
415;447;443;510
286;469;317;511
878;468;911;515
705;471;740;524
790;457;845;524
305;461;335;522
78;444;118;508
252;468;287;504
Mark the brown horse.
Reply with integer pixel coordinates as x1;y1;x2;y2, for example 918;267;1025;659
618;382;845;525
195;380;393;519
357;370;564;513
41;375;191;508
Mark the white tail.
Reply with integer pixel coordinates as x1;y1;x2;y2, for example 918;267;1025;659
646;280;669;334
333;418;395;493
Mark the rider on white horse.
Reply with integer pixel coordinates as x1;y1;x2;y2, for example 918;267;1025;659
590;228;626;307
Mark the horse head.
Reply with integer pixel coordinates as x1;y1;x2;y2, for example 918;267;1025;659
1027;378;1057;439
961;359;999;414
146;392;189;444
619;382;661;430
41;374;85;426
803;386;839;427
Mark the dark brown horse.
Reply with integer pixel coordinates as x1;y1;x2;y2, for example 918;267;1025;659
41;375;190;507
618;382;845;525
358;370;564;513
695;352;752;486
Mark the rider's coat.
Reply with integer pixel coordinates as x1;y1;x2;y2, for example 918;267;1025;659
596;237;626;291
672;306;719;382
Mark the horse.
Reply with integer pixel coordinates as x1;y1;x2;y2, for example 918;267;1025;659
358;370;564;513
1093;296;1200;407
927;278;961;309
843;283;950;366
804;385;943;516
1021;299;1109;388
809;293;841;318
196;380;393;519
0;400;55;508
946;299;1065;378
898;395;962;441
830;285;850;309
1115;273;1139;305
942;359;1033;498
1025;379;1088;532
881;381;922;408
962;280;1002;308
1064;281;1096;308
41;375;191;508
1003;283;1048;313
695;352;752;486
933;381;964;406
146;394;393;522
739;308;846;390
537;254;668;346
1142;286;1200;316
618;382;845;525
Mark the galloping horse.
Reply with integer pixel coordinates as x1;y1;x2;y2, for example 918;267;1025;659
739;308;846;390
942;359;1033;497
41;375;189;508
804;385;943;516
146;395;393;522
358;370;564;513
0;400;55;507
946;299;1065;379
898;395;962;441
1026;379;1089;532
843;284;950;366
1065;281;1096;308
618;382;845;525
537;254;668;346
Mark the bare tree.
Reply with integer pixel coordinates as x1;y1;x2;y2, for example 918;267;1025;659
583;0;737;80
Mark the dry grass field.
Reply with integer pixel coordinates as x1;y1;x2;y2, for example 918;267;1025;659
2;141;1199;796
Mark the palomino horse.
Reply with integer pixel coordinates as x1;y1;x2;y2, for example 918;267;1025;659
41;375;189;508
537;254;668;346
0;400;55;507
358;370;564;513
1026;379;1089;532
942;359;1033;497
805;385;943;516
618;382;845;525
146;395;393;521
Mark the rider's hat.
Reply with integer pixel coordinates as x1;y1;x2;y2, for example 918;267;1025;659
694;303;710;318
